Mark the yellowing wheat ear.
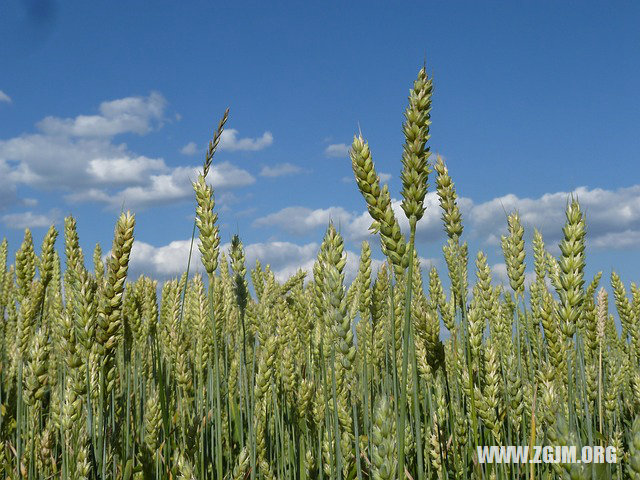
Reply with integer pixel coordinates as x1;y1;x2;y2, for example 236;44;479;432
350;135;407;276
95;213;132;395
400;66;432;229
193;174;220;276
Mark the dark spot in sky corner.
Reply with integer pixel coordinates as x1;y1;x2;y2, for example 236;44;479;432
24;0;58;26
3;0;59;56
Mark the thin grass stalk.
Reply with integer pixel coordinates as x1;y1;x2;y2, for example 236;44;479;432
207;276;224;480
352;394;362;480
330;347;342;480
397;229;416;477
410;324;424;480
388;282;399;436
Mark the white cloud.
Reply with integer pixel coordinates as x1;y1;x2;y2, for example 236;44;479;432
325;143;350;158
247;245;430;285
129;238;318;282
0;91;11;104
37;92;166;138
590;230;640;249
325;184;640;251
242;241;319;282
413;192;472;243
0;92;170;192
130;236;435;286
220;129;273;152
180;142;198;155
259;163;303;177
469;185;640;250
253;182;640;252
326;194;451;243
252;196;448;243
0;93;257;211
129;239;205;278
253;206;354;236
0;134;171;192
102;168;198;209
87;156;167;184
1;209;60;229
68;162;255;210
64;188;113;204
209;161;256;189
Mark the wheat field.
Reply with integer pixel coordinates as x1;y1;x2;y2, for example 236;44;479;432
1;67;639;480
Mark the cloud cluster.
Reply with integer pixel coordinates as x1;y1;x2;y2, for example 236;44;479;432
129;239;206;278
324;143;350;158
180;142;198;155
220;129;273;152
253;184;640;251
0;93;256;211
182;128;273;156
36;92;166;137
252;193;454;244
259;163;304;178
379;172;392;182
0;90;11;104
1;209;60;229
129;238;321;282
253;206;354;235
128;237;432;285
467;185;640;250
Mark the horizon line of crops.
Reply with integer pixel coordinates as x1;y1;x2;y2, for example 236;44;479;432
1;65;640;479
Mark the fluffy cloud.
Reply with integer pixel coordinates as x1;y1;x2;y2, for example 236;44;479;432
129;235;439;288
253;184;640;251
0;93;256;211
87;156;167;185
259;163;303;178
325;143;350;158
37;92;166;137
253;206;354;236
129;239;205;278
180;142;198;155
590;230;640;249
253;193;451;244
1;209;60;229
0;91;11;104
115;163;254;209
208;162;256;189
468;185;640;249
1;135;158;189
128;236;394;284
128;238;319;282
220;129;273;152
66;162;255;210
0;93;169;191
241;241;320;281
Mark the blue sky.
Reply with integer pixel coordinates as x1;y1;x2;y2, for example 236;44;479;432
1;1;639;289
